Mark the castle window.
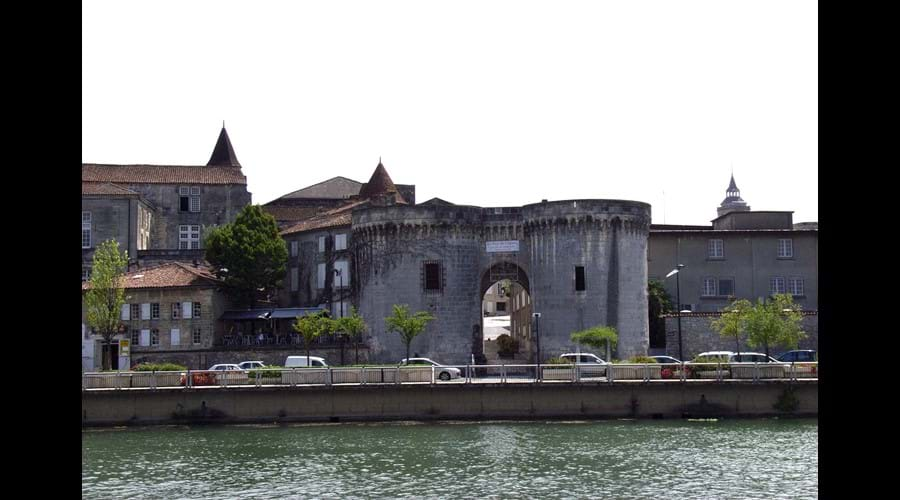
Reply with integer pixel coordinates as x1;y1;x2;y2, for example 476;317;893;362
708;239;724;259
291;240;298;257
318;236;326;253
82;212;92;248
130;304;140;321
575;266;586;291
193;302;201;318
180;186;201;213
778;239;793;258
770;277;786;295
150;329;160;346
702;278;717;297
703;277;734;297
179;225;200;249
424;261;442;292
788;277;804;296
335;233;347;251
172;302;181;319
82;266;92;281
193;327;202;345
150;303;159;319
131;329;140;345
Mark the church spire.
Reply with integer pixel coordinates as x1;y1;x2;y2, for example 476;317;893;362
717;173;750;217
207;125;241;167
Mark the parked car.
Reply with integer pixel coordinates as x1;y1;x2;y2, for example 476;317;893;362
729;352;783;363
209;363;245;371
559;353;608;376
238;361;266;370
649;355;682;365
284;355;329;368
775;350;817;363
399;358;461;381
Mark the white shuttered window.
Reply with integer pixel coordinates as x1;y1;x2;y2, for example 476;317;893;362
170;329;180;346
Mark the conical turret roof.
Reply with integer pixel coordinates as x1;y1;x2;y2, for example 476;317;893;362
207;126;241;167
358;160;405;203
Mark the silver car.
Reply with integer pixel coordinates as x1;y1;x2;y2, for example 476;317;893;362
399;358;461;381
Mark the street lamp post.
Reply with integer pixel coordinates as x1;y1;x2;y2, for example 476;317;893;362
665;264;686;361
334;267;344;364
532;312;541;381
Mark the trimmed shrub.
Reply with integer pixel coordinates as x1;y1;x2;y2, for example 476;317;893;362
247;366;284;379
496;334;519;357
628;356;658;364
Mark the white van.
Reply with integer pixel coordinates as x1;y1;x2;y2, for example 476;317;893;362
284;355;329;368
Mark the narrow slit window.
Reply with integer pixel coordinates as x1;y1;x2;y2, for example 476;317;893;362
424;262;442;291
575;266;586;291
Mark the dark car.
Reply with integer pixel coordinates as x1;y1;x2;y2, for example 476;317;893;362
649;355;681;365
775;350;817;363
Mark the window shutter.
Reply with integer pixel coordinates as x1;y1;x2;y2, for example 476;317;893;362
183;302;192;319
318;236;325;253
317;263;326;289
291;241;298;257
291;267;299;291
120;304;130;321
335;234;347;250
170;329;180;346
141;303;150;320
140;329;150;346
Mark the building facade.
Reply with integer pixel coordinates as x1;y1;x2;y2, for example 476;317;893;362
81;127;252;276
81;262;231;371
648;176;818;313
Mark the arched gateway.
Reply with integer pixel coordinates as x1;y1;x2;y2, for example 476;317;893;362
352;199;651;364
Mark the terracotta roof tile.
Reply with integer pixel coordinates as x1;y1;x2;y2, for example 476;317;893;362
81;262;220;290
81;182;141;197
279;200;368;235
82;164;247;185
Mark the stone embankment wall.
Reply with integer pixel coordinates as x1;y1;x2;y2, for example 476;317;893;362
664;312;818;360
82;380;816;426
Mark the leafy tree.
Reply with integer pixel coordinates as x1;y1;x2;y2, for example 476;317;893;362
745;294;806;358
204;205;288;308
334;306;368;365
710;298;752;355
648;279;674;348
385;304;435;363
292;311;335;362
570;325;618;362
84;240;128;370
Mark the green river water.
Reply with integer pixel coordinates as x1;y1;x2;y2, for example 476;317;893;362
82;418;817;499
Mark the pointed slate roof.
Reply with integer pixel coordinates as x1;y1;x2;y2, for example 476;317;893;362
207;127;241;167
358;161;405;203
727;174;739;192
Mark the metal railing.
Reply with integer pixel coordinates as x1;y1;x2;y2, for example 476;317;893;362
81;362;818;391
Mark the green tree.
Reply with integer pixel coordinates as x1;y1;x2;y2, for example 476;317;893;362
745;294;806;358
570;325;618;362
84;240;129;370
335;306;368;365
204;205;288;308
648;279;674;348
292;311;335;362
385;304;435;363
710;298;752;355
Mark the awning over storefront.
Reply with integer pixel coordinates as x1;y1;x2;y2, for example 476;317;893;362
269;307;328;319
220;309;271;320
220;307;327;321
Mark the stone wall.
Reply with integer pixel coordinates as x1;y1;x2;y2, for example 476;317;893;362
82;379;818;426
664;311;819;360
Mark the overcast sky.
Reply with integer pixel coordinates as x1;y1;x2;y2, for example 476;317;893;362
82;1;817;225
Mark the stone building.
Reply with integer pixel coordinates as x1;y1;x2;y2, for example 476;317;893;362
81;262;231;371
276;161;652;364
81;127;252;277
648;175;818;313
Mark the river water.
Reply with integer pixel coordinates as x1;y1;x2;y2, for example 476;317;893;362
82;419;817;499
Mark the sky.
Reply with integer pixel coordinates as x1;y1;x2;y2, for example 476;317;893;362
82;1;817;225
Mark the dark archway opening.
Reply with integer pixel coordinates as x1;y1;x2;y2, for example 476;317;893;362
478;263;532;365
